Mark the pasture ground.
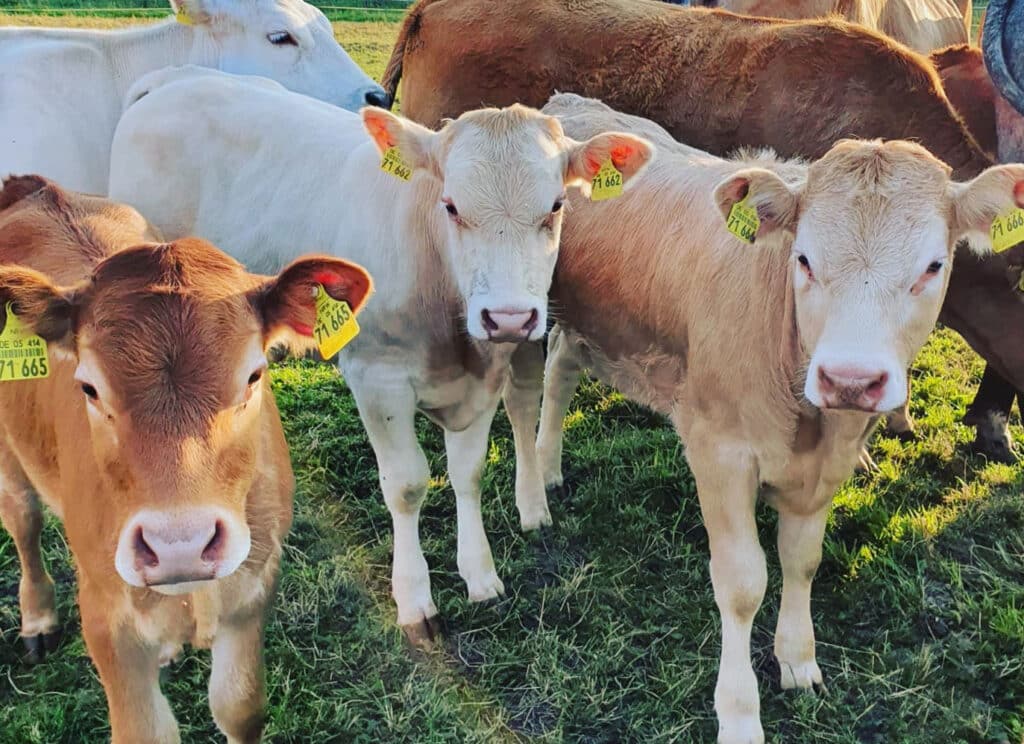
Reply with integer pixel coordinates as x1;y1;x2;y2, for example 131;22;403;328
1;8;1022;744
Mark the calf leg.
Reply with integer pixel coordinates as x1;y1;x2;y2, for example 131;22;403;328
446;406;505;602
351;385;437;643
964;365;1016;463
0;455;58;662
80;594;177;744
536;325;583;491
686;433;766;744
503;341;552;530
774;503;829;691
210;612;267;744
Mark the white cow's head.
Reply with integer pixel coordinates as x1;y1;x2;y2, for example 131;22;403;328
715;139;1024;414
363;105;654;342
171;0;389;110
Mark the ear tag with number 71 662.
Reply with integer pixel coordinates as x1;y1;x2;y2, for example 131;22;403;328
313;285;359;360
0;303;50;381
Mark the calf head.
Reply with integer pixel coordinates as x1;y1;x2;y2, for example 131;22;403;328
715;139;1024;413
363;105;654;342
169;0;389;110
0;239;371;594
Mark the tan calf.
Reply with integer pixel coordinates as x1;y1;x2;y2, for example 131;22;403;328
517;95;1024;743
0;175;371;743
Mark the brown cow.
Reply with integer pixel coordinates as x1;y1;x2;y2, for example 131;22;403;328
0;175;372;742
696;0;968;53
382;0;1024;461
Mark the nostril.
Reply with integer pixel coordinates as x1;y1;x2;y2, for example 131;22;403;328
817;367;835;393
865;372;889;396
134;527;159;569
523;308;539;332
364;89;391;108
481;309;498;332
201;521;225;563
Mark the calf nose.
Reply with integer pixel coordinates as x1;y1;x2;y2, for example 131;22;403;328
364;88;392;109
115;508;250;590
481;308;539;342
817;366;889;411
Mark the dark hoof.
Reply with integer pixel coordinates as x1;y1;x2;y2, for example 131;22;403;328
812;680;829;696
23;629;60;664
402;615;444;650
891;427;917;444
544;482;566;500
970;436;1017;464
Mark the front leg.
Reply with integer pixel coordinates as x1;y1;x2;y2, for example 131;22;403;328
535;324;583;491
0;459;59;662
79;592;177;744
349;382;436;644
503;340;552;530
445;403;505;603
209;610;268;744
684;430;766;744
773;502;830;692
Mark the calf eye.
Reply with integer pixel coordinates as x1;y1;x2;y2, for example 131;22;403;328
444;201;459;217
267;31;297;46
81;383;98;401
926;261;943;274
248;369;264;386
551;199;564;213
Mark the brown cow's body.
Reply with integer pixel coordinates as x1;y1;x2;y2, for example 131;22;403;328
383;0;1024;459
0;176;371;742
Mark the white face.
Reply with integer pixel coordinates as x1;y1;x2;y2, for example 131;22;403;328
715;140;1024;415
186;0;389;110
439;122;569;342
793;201;951;414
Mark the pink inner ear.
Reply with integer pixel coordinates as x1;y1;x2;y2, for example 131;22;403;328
610;144;632;168
1014;181;1024;207
290;322;313;337
314;271;348;301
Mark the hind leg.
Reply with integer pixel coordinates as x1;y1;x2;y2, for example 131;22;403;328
0;448;58;662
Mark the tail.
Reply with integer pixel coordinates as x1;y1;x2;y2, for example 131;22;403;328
381;0;435;103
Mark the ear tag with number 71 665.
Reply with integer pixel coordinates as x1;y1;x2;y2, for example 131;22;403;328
0;303;50;381
313;285;359;360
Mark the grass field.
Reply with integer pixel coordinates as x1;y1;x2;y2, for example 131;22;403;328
1;9;1023;744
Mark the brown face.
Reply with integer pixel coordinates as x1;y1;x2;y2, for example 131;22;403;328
0;238;372;593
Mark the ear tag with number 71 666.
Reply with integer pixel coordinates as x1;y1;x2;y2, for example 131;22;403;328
313;285;359;360
0;303;50;381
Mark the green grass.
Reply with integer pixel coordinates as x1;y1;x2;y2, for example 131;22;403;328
2;11;1023;744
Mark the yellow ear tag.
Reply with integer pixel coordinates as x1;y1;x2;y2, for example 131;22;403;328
313;285;359;360
590;159;623;202
380;146;412;182
726;196;759;244
990;207;1024;254
175;8;194;25
0;303;50;381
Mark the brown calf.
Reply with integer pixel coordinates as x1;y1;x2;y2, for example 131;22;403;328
0;175;372;743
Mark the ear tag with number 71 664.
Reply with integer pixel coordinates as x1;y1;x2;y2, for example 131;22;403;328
0;303;50;381
313;285;359;360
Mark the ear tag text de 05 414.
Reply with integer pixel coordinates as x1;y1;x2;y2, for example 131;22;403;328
991;207;1024;254
726;196;759;244
381;147;412;182
175;8;194;25
0;303;49;381
314;285;359;360
590;159;623;202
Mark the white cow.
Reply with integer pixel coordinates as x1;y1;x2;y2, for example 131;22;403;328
0;0;388;194
108;68;653;644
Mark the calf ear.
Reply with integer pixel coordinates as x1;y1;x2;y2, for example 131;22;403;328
0;267;74;347
566;132;654;194
950;164;1024;253
362;107;438;176
253;256;373;353
713;168;801;242
168;0;209;25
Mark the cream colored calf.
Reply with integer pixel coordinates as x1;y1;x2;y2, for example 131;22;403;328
511;94;1024;744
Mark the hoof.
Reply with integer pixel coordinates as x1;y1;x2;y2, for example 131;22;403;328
402;615;444;650
778;658;824;692
970;435;1017;464
23;629;61;664
520;506;554;532
465;571;505;603
892;427;917;444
